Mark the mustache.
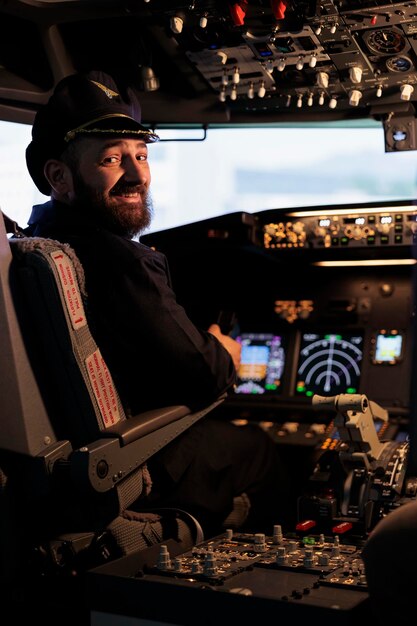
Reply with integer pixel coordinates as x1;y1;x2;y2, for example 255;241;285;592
110;183;146;195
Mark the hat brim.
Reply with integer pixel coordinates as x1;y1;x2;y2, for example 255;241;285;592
64;114;159;143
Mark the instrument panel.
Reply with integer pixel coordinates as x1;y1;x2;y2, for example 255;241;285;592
88;529;372;625
9;0;417;132
261;204;417;249
141;200;415;426
170;0;417;118
135;0;417;131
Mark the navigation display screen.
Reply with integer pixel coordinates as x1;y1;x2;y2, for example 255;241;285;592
234;333;286;395
295;331;363;397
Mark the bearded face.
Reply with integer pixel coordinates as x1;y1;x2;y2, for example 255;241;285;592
62;136;154;238
69;167;153;237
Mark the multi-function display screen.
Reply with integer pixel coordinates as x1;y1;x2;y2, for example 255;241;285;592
373;331;404;364
234;333;286;395
295;332;364;397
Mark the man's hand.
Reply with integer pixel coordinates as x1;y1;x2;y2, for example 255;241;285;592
208;323;241;371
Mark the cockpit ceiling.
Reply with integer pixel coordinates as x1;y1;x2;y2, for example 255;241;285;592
1;1;417;130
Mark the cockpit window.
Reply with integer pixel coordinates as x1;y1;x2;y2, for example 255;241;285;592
1;121;416;234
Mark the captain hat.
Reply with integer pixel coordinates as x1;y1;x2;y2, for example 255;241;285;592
26;70;159;195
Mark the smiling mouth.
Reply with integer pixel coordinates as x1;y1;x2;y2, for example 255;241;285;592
110;188;144;203
110;184;143;196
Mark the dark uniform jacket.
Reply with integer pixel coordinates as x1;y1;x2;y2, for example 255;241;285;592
26;200;236;417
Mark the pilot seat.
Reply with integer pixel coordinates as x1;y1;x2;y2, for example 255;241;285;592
0;210;226;623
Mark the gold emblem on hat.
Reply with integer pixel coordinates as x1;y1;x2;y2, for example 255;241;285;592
90;80;119;99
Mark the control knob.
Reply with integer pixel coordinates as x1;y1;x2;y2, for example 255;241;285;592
345;224;364;240
400;84;414;101
377;222;391;234
349;66;363;84
316;72;329;89
349;90;362;106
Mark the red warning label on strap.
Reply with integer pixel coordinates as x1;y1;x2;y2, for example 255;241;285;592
50;250;87;330
86;349;121;426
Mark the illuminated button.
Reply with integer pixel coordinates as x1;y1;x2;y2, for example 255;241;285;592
395;224;403;232
380;235;389;244
367;236;376;245
395;214;403;222
332;521;353;534
395;234;403;243
296;520;316;532
340;237;349;245
303;536;316;546
368;215;376;223
331;237;339;245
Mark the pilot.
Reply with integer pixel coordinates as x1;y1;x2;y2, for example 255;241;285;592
24;70;291;537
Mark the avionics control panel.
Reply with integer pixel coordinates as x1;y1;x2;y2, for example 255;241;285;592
88;529;371;625
261;204;417;249
141;201;415;419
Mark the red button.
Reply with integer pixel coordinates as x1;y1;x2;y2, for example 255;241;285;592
296;520;316;531
332;521;353;534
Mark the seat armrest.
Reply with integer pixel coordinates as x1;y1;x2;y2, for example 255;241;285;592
103;405;191;445
69;396;226;493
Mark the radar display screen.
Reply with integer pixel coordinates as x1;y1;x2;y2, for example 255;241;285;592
295;332;363;397
235;333;285;395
